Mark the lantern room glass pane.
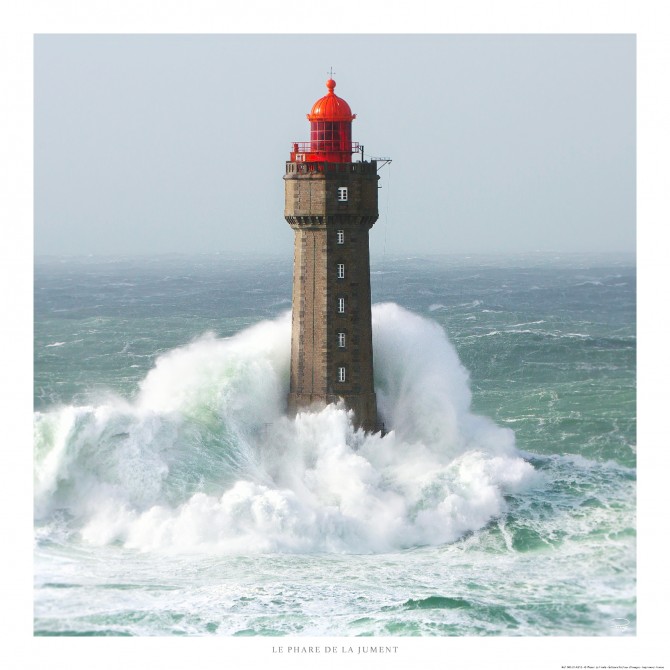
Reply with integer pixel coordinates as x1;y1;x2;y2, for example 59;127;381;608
310;121;352;161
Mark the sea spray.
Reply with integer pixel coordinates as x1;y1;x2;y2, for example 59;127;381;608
34;303;538;554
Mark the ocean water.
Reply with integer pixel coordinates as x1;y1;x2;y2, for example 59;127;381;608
33;252;636;637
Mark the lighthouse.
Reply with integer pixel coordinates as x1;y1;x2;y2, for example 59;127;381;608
284;78;380;432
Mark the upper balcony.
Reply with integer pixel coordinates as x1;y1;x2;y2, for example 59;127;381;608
285;158;377;176
290;141;361;164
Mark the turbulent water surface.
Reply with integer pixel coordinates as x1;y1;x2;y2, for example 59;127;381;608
34;253;636;636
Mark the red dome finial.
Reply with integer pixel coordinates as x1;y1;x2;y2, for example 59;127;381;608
307;77;355;122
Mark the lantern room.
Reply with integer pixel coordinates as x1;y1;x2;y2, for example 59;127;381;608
290;79;360;163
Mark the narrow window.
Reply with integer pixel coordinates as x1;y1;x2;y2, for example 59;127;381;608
338;297;345;313
338;366;346;382
336;230;344;245
337;263;345;279
338;332;346;348
337;186;348;202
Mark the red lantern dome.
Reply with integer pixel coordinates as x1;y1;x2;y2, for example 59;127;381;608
290;79;360;164
307;79;356;122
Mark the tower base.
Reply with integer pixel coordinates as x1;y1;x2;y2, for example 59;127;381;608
288;392;379;433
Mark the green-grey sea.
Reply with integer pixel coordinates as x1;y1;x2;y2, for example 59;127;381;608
34;253;635;636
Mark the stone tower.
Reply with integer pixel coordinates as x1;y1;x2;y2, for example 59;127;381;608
284;78;380;432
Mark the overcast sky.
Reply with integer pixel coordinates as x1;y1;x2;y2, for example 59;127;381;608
34;34;635;257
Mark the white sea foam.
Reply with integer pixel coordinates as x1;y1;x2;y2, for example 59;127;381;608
34;304;538;554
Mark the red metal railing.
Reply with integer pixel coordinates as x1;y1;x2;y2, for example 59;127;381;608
290;141;360;164
291;142;360;154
